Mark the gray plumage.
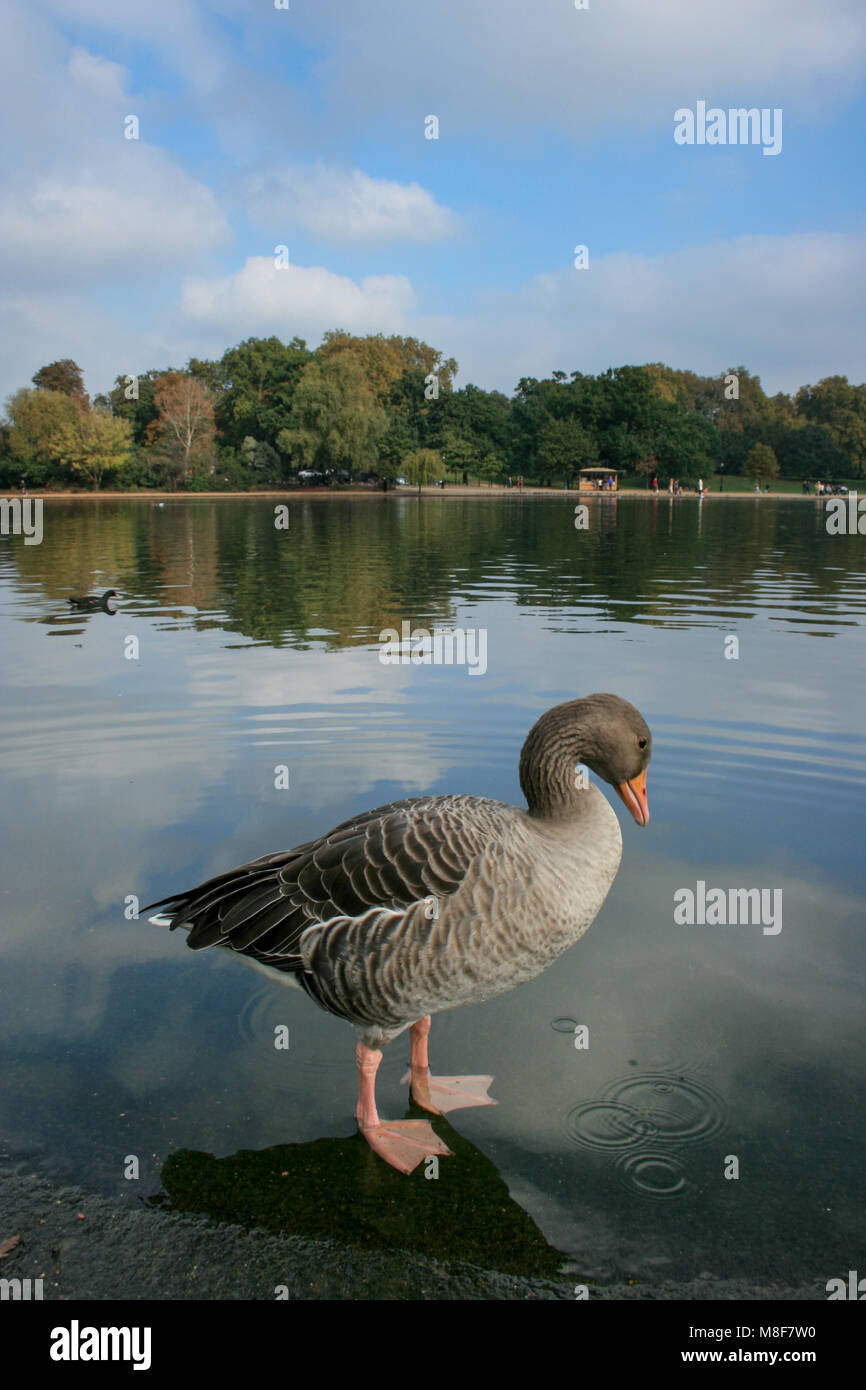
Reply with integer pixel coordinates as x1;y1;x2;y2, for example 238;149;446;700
148;693;651;1049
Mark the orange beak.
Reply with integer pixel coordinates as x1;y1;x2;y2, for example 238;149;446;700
616;769;649;826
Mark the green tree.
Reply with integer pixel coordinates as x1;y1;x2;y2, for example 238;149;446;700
4;388;79;486
319;331;457;397
377;417;417;477
439;429;478;481
478;451;504;483
537;416;598;480
770;423;845;481
653;405;718;481
279;356;387;476
402;447;442;492
50;406;133;489
204;336;312;449
431;383;511;462
745;442;779;483
240;436;281;482
794;376;866;476
94;371;161;446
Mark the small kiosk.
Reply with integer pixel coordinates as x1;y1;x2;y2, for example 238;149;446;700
578;468;620;491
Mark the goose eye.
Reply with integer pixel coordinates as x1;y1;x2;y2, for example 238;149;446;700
638;737;647;749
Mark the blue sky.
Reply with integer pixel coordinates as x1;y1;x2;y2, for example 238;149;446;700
1;0;864;405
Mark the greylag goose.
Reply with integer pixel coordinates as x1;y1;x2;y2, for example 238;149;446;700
147;693;651;1174
67;589;118;611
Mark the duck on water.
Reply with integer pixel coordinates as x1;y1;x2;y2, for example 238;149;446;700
147;693;652;1174
67;589;119;611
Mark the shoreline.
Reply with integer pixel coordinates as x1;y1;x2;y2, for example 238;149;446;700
1;486;827;501
0;1165;822;1301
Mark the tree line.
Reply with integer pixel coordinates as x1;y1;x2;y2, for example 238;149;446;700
1;334;864;491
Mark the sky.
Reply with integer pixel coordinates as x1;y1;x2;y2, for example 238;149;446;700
1;0;864;406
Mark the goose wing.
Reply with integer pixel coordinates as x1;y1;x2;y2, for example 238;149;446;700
146;794;501;989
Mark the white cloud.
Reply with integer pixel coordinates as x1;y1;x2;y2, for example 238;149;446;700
3;229;863;408
38;0;226;91
0;12;231;289
295;0;866;137
2;228;863;407
0;154;230;284
38;1;866;142
244;164;460;245
181;255;416;340
67;45;127;102
419;231;866;394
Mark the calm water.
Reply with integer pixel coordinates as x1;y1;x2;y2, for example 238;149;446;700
1;494;865;1286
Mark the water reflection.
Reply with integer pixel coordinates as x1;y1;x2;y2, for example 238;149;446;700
155;1113;565;1277
2;495;863;648
0;496;864;1284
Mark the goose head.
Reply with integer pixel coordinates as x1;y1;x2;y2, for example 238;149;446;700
519;693;652;825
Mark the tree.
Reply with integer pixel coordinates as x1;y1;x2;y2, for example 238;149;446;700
652;405;718;481
376;418;417;477
204;336;312;449
795;376;866;475
150;372;216;483
402;447;442;492
319;333;459;469
4;387;79;486
279;356;387;476
537;417;598;480
770;423;845;481
32;359;89;406
240;436;281;482
439;429;478;480
319;331;457;397
430;383;512;470
49;406;133;489
94;371;161;445
745;442;779;483
478;451;503;483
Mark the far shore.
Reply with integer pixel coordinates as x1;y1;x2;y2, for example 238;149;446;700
0;484;829;501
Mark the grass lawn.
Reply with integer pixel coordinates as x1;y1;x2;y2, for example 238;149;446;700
620;475;860;495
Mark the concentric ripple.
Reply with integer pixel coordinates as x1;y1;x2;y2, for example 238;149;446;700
565;1101;657;1150
566;1070;726;1199
602;1072;726;1146
567;1071;725;1153
614;1151;689;1200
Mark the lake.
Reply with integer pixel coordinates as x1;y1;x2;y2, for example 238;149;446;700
1;493;864;1288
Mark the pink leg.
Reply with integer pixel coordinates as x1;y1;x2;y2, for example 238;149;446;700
355;1042;384;1128
401;1016;497;1114
355;1041;451;1175
410;1014;432;1071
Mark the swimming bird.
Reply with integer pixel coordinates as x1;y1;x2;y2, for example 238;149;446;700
67;589;118;611
147;694;651;1174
